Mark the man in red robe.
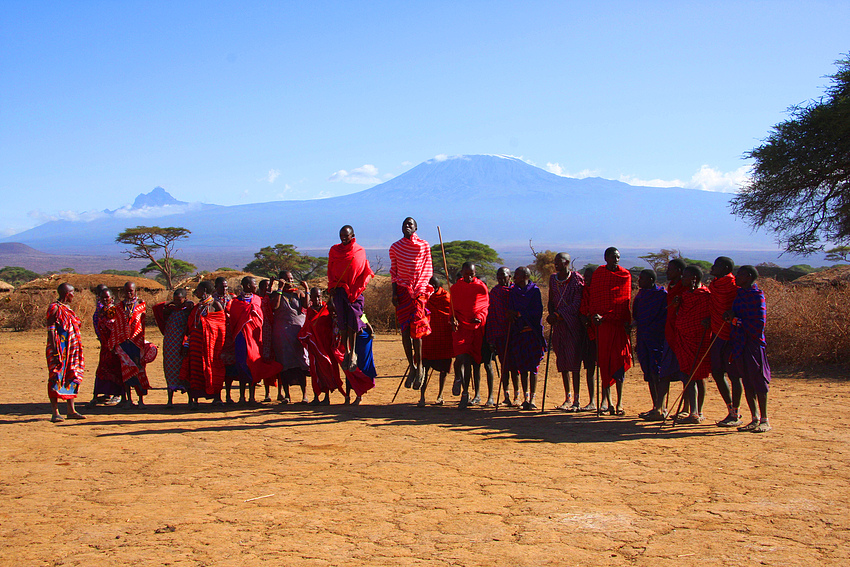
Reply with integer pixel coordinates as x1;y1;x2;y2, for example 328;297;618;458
228;276;283;404
45;283;86;422
419;276;452;406
450;262;489;410
389;217;434;390
328;225;374;373
585;247;632;415
181;281;227;408
708;256;743;427
672;266;712;424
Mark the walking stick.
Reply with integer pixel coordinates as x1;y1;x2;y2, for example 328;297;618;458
436;226;455;319
492;351;502;410
391;365;411;404
541;325;553;413
495;322;512;411
595;331;601;417
658;321;726;431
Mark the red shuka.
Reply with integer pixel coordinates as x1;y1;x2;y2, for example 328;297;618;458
450;277;489;363
328;237;374;302
298;304;345;396
181;303;227;396
586;265;632;385
708;273;736;340
229;295;283;384
673;287;712;380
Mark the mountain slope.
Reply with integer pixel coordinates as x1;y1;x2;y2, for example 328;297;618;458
2;155;775;256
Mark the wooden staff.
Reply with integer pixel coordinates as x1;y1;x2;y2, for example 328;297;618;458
495;321;512;412
540;326;553;413
658;321;726;431
541;270;572;413
436;226;454;319
391;365;411;404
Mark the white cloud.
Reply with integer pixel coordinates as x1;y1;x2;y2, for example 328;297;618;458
328;164;382;184
27;202;204;224
545;162;599;179
401;160;413;167
260;169;281;183
433;154;448;162
620;165;750;193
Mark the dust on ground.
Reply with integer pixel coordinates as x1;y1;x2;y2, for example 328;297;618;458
0;328;847;567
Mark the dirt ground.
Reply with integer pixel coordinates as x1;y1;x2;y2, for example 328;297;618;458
0;327;847;567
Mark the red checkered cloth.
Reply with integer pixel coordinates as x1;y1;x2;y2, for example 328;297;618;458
708;273;737;340
450;277;489;363
586;266;632;384
422;288;453;360
673;287;711;380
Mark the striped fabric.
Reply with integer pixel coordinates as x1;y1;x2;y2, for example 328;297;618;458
389;234;433;296
46;302;85;399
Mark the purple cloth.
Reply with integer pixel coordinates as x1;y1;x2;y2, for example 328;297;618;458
633;284;667;380
331;287;365;332
727;283;771;392
549;272;585;373
507;281;545;372
710;336;731;373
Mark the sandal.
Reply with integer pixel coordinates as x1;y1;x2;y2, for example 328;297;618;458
66;413;86;420
752;421;772;433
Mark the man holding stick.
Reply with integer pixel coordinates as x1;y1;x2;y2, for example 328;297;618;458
585;247;632;416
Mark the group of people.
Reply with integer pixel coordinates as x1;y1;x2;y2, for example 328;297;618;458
44;218;772;433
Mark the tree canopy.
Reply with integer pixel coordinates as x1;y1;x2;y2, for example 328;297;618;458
140;258;197;286
116;226;191;289
731;55;850;253
430;240;503;283
0;266;40;286
639;249;682;273
244;244;327;280
825;246;850;263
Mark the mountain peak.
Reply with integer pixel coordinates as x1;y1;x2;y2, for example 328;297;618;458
132;187;186;209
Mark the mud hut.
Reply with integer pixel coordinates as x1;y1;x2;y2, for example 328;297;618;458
17;273;165;295
792;265;850;288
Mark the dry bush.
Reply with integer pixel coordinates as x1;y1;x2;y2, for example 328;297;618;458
0;289;169;332
761;279;850;366
363;275;397;332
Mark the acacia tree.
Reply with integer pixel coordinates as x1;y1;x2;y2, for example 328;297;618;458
639;248;682;273
244;244;327;280
429;240;502;283
731;55;850;253
116;226;191;289
825;246;850;263
140;258;197;286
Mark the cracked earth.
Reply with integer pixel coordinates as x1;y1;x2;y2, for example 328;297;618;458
1;330;847;566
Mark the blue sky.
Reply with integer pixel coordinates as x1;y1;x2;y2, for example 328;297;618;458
1;0;848;236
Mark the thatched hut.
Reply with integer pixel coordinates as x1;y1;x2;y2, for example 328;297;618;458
0;280;14;294
792;265;850;288
17;273;165;295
